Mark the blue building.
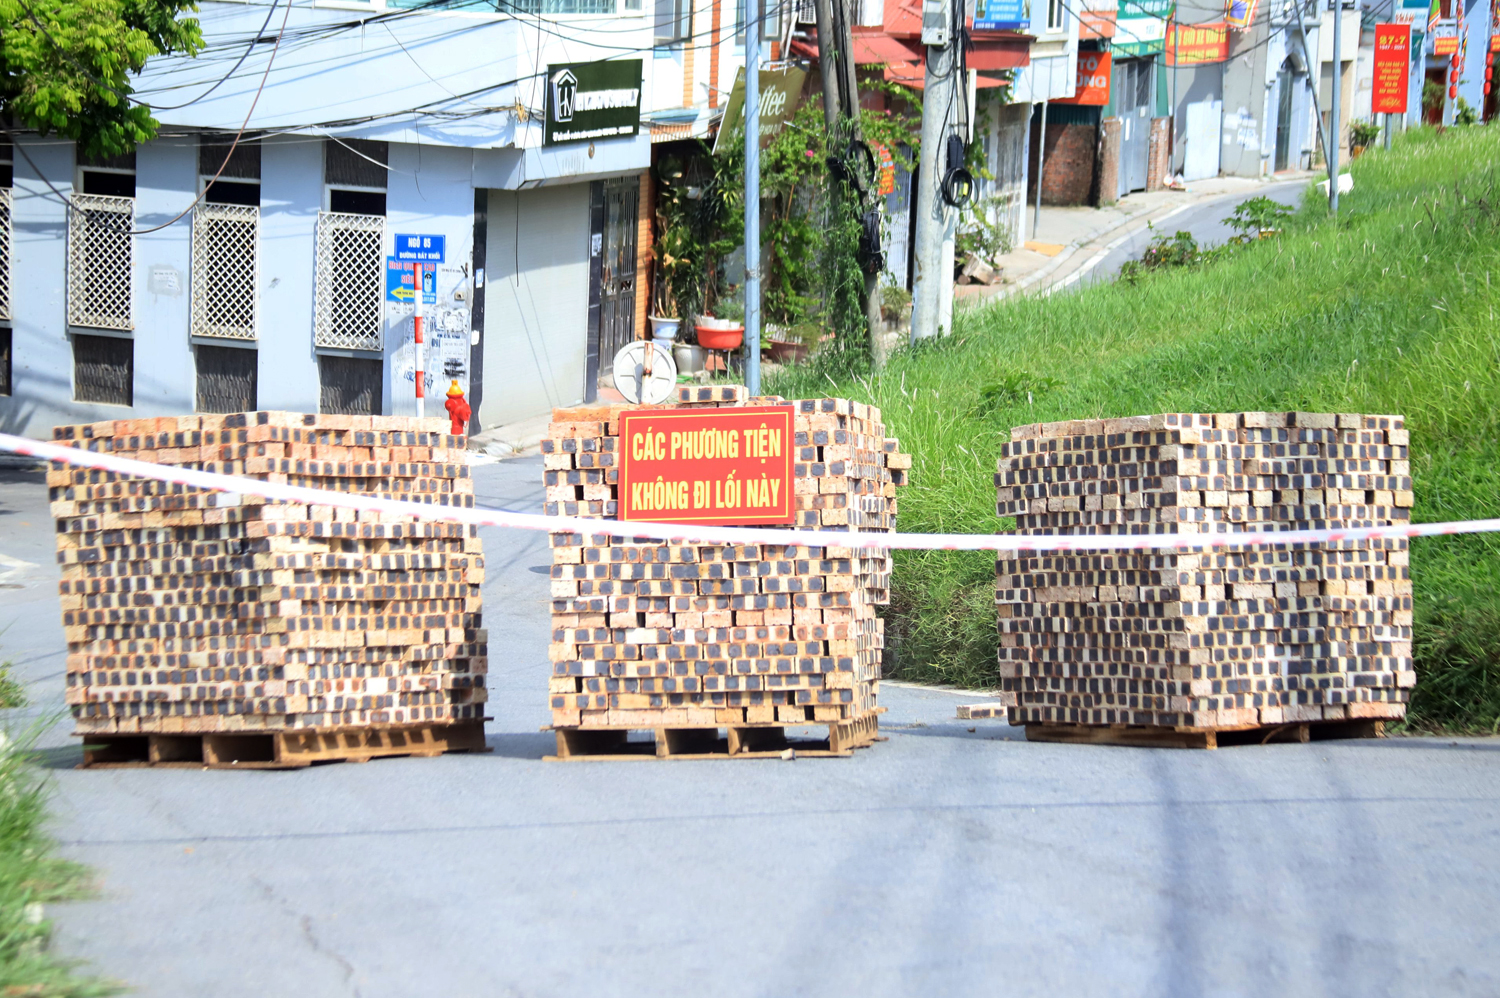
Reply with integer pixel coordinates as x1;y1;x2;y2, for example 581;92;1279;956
0;0;760;435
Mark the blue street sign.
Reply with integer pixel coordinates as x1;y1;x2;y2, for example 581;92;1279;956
394;233;446;263
385;258;436;304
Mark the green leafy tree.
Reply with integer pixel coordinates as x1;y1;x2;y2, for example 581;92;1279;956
0;0;204;158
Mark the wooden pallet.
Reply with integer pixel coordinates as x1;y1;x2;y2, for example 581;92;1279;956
1024;719;1386;750
546;713;881;761
77;719;489;770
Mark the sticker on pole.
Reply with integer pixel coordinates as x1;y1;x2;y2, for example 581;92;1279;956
394;233;446;262
386;258;436;303
616;406;795;525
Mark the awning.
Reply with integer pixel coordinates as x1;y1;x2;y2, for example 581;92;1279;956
967;35;1032;70
885;62;1010;88
851;31;925;64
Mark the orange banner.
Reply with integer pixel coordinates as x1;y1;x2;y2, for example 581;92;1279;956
1373;23;1411;113
617;406;795;525
1165;21;1230;65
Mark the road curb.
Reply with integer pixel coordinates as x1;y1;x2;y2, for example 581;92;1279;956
971;177;1315;304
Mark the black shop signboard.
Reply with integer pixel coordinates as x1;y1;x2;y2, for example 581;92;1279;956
543;60;643;147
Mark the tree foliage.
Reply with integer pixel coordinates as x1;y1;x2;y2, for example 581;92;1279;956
0;0;203;158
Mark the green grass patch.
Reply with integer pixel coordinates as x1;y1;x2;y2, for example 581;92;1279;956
769;126;1500;728
0;663;119;997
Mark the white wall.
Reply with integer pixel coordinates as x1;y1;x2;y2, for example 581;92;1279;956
385;143;477;417
0;139;74;435
481;184;591;427
258;135;325;413
134;140;197;414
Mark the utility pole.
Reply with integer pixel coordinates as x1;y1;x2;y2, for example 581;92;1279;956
814;0;884;367
1170;15;1179;177
745;0;762;396
911;0;957;342
1329;0;1341;213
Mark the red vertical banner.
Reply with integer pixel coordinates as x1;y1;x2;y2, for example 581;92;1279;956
1373;23;1412;113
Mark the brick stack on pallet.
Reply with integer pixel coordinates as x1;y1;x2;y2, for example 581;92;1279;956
995;412;1414;749
543;385;909;759
49;412;488;769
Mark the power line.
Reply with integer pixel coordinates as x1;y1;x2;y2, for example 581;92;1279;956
11;0;279;112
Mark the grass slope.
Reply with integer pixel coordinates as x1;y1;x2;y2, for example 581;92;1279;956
0;666;117;997
769;126;1500;731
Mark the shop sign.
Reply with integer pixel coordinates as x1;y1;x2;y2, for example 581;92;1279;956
1166;21;1230;64
974;0;1027;31
1372;23;1412;113
1393;0;1427;23
1056;51;1112;104
1118;0;1174;19
714;67;808;153
544;60;642;147
1431;22;1459;54
1114;0;1169;53
385;258;436;304
617;406;795;525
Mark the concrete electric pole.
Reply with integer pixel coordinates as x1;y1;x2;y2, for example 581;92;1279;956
1328;0;1341;214
744;0;762;395
910;0;958;342
814;0;884;367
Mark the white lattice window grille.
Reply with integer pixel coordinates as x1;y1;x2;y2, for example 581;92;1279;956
0;186;10;322
0;188;11;321
314;211;384;351
67;193;134;331
191;203;258;340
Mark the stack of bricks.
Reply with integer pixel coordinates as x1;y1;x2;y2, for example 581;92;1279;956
544;386;909;731
995;412;1414;730
50;412;488;736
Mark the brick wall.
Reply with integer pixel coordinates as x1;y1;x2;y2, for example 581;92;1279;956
1027;119;1098;207
1146;116;1172;191
1098;118;1121;206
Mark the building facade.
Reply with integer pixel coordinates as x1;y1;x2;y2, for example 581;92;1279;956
0;0;680;436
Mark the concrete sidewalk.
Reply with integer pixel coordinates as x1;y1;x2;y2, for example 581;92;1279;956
958;172;1319;304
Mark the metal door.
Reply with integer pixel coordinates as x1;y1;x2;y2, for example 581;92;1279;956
1275;69;1293;171
1183;99;1223;181
599;179;639;362
1118;60;1152;195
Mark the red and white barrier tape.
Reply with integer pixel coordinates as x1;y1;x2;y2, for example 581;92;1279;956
3;431;1495;553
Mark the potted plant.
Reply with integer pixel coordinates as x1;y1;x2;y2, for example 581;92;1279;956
880;282;912;324
649;274;681;344
1350;119;1381;158
763;323;817;364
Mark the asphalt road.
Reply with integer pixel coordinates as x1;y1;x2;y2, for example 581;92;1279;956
3;459;1500;997
1064;180;1308;291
